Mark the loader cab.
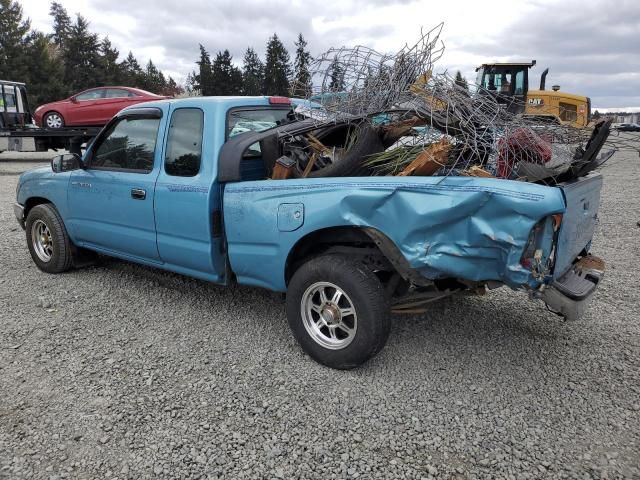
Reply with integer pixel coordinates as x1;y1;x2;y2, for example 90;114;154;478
0;80;32;130
475;61;535;114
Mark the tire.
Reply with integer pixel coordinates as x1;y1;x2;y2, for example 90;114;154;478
43;111;64;129
286;254;391;369
25;204;74;274
306;123;385;178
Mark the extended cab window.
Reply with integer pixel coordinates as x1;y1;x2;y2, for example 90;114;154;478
165;108;204;177
90;118;160;172
227;107;292;159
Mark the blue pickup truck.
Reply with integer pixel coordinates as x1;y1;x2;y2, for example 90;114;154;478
13;96;605;369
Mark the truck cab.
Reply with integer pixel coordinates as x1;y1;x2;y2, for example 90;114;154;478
0;80;32;129
13;96;606;369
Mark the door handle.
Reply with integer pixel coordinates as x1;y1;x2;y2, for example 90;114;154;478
131;188;146;200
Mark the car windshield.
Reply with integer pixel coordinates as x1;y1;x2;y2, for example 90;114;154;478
226;107;293;139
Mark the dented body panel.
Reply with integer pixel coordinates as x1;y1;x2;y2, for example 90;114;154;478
223;176;566;292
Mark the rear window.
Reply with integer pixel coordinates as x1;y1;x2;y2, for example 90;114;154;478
226;107;292;139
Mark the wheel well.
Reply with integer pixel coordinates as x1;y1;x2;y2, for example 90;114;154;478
24;197;51;217
42;110;64;124
284;226;397;285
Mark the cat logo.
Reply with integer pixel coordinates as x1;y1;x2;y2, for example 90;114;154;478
528;98;544;106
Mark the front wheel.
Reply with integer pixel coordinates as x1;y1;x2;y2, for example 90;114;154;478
286;255;391;369
43;111;64;129
25;204;74;273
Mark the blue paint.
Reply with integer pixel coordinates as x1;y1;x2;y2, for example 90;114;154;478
15;96;602;299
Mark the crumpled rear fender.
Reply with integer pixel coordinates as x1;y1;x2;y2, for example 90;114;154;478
223;176;566;292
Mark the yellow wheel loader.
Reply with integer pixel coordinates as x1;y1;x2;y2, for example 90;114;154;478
475;60;591;128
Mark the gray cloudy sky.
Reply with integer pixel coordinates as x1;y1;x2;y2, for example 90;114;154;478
20;0;640;109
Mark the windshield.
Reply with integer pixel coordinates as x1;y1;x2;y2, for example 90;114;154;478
227;107;293;139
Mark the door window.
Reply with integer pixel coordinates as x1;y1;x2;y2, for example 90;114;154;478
165;108;204;177
514;70;525;95
90;117;160;172
105;88;134;99
76;89;106;101
2;87;17;113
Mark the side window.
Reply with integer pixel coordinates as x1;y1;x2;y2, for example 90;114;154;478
76;89;105;101
514;70;525;95
90;117;160;172
165;108;204;177
105;88;131;99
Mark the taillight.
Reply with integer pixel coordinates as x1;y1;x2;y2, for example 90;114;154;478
269;96;291;105
521;215;561;280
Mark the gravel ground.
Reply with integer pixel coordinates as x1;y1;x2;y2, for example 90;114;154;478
0;152;639;480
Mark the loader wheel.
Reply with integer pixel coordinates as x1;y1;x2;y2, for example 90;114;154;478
25;204;74;274
286;254;391;369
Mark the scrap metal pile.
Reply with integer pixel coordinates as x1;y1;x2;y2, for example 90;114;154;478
271;24;620;184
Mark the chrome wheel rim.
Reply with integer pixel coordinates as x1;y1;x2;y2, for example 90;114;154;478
301;281;357;350
45;114;62;129
31;219;54;262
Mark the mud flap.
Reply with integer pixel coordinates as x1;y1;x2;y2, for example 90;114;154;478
542;255;605;321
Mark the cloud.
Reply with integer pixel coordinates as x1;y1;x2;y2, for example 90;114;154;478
454;0;640;108
21;0;640;108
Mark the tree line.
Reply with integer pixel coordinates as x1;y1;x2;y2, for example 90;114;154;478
186;33;314;98
0;0;182;107
1;0;471;109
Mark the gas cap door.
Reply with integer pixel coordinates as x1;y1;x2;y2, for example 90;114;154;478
278;203;304;232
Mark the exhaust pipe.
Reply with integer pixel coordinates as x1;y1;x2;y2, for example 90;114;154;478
540;68;549;90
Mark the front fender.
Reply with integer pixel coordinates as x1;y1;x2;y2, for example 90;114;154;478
222;176;566;292
17;167;72;224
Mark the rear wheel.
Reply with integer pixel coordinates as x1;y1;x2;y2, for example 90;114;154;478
286;255;391;369
25;204;74;273
43;111;64;129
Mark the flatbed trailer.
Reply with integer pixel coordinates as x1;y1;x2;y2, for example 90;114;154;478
0;126;101;155
1;80;100;155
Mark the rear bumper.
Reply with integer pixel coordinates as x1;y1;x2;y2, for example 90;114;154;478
542;255;605;321
13;203;25;229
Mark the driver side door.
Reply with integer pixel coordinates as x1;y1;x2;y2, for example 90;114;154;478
66;109;165;261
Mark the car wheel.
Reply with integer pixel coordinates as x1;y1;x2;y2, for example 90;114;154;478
43;111;64;129
25;204;74;274
286;254;391;369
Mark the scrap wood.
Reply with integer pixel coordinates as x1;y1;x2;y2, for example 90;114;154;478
398;138;450;176
461;166;494;177
306;133;329;154
302;152;319;178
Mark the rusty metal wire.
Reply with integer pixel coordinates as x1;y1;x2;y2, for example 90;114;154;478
300;26;635;184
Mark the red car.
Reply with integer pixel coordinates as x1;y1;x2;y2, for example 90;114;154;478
33;87;169;129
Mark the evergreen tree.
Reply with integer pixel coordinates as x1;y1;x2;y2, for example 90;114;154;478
263;34;291;96
63;15;101;91
185;70;199;94
26;31;66;105
49;2;71;49
328;57;345;92
164;76;183;97
242;47;264;96
0;0;31;82
139;59;166;93
291;33;312;97
455;70;469;91
98;37;122;85
210;50;242;95
196;44;214;96
120;51;144;87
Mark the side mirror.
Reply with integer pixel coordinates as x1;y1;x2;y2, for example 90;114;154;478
51;153;83;173
70;96;78;104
